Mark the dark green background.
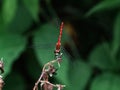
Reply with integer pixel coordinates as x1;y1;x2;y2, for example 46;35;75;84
0;0;120;90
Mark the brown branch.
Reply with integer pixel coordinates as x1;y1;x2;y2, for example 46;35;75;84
0;77;4;90
0;59;4;90
33;54;65;90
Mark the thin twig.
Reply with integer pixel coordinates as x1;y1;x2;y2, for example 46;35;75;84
33;58;65;90
0;59;4;90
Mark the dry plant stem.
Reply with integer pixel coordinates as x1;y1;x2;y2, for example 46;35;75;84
33;60;57;89
40;80;65;88
0;59;4;90
33;59;65;90
0;78;4;90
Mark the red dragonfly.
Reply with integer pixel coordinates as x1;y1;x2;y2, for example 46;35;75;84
28;22;66;54
54;22;64;54
28;22;72;58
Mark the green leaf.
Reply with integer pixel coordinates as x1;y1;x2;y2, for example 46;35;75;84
23;0;39;21
7;4;33;34
91;73;120;90
0;33;26;77
68;60;92;90
25;51;42;80
89;42;115;70
0;13;5;31
86;0;120;17
4;71;26;90
112;12;120;56
116;50;120;69
2;0;18;24
33;23;69;84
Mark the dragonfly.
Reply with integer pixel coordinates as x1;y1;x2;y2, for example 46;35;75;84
54;22;64;55
27;21;79;60
28;22;68;57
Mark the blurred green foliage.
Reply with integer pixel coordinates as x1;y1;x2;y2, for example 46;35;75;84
0;0;120;90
